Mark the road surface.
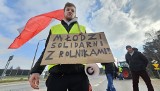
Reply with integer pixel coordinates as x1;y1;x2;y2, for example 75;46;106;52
0;75;160;91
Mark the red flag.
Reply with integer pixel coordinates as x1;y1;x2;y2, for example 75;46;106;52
9;9;64;49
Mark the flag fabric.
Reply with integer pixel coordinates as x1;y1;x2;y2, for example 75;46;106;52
17;26;24;33
9;9;64;49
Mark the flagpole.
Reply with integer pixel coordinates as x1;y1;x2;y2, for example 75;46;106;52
28;39;46;77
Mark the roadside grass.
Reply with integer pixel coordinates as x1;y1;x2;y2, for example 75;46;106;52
0;76;28;83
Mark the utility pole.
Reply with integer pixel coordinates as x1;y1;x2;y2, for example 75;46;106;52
154;50;160;78
28;39;46;78
30;39;46;70
0;55;14;79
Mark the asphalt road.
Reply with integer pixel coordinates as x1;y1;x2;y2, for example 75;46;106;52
90;75;160;91
0;75;160;91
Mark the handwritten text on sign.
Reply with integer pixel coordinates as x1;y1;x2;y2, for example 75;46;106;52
41;32;114;65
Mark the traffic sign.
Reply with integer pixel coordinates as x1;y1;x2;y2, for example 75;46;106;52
8;55;14;61
152;63;159;68
152;63;160;70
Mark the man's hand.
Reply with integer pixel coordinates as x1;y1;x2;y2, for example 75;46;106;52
29;73;40;89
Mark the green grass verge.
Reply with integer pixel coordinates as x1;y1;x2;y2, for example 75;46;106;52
0;76;28;83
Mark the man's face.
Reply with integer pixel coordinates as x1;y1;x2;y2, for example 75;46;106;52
126;47;133;53
64;6;76;21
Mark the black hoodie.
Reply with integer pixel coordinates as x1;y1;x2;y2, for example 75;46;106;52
101;63;115;76
125;50;148;71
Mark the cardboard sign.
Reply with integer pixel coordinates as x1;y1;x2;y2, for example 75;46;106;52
41;32;115;65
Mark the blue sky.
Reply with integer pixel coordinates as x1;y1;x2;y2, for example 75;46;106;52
1;0;160;69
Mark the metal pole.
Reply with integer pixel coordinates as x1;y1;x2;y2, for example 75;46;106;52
0;55;14;80
1;61;10;78
28;39;46;77
157;70;160;79
15;69;19;76
156;55;160;79
21;70;24;76
154;50;160;78
30;42;40;70
9;68;13;76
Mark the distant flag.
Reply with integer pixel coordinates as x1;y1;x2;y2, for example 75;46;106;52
9;9;64;49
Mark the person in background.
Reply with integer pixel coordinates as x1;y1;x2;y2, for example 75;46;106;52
125;45;154;91
113;63;118;79
102;63;116;91
118;66;123;80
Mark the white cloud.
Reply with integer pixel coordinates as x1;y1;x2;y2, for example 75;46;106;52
0;0;17;19
1;0;160;68
84;0;160;61
132;0;160;22
0;34;15;55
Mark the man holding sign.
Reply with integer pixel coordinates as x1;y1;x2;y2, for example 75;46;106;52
29;2;91;91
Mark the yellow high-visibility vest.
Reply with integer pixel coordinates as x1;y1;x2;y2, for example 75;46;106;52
119;67;123;73
48;23;86;70
102;65;105;70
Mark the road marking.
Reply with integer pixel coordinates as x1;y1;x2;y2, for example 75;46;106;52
92;79;106;87
99;80;105;84
32;88;46;91
94;84;99;87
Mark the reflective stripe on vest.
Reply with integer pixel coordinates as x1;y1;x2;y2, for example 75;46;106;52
48;23;86;71
102;66;105;70
119;67;123;72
